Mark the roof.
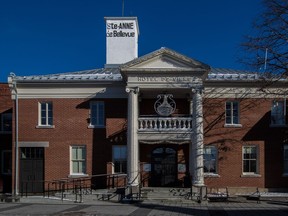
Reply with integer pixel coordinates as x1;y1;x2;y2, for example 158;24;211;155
9;68;122;82
8;47;273;83
9;67;264;83
208;68;261;81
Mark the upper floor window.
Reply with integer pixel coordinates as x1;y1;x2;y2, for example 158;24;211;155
284;145;288;175
271;100;286;126
38;102;53;127
70;145;86;175
0;113;12;132
90;101;105;128
113;145;127;173
225;101;240;126
243;146;258;174
204;146;217;174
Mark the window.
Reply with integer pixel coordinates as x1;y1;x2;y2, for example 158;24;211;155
225;101;240;125
243;146;258;174
204;146;217;174
38;102;53;126
70;146;86;175
1;113;12;132
21;147;44;159
113;146;127;173
90;101;105;127
2;150;12;175
271;100;286;125
284;145;288;175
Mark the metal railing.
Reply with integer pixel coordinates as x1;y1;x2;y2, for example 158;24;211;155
21;173;127;202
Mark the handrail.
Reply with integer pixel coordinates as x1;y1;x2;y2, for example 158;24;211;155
20;173;128;202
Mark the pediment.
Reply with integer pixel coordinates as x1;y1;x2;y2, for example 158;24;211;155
130;55;192;69
120;47;210;71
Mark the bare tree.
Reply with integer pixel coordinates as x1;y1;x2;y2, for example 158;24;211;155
241;0;288;79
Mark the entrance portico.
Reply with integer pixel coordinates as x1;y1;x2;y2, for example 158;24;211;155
121;47;210;188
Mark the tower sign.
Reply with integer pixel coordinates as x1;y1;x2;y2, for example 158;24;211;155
105;17;139;66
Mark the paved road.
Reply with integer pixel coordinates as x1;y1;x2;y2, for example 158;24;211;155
0;197;287;216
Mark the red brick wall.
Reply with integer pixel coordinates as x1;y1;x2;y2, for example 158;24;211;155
16;95;288;189
17;98;127;181
203;97;288;189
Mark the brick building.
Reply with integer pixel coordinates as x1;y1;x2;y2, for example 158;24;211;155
7;17;288;195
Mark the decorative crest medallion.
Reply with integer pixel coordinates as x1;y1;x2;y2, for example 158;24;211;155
154;94;176;116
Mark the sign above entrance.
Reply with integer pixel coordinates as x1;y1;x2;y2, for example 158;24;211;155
154;94;176;116
137;76;193;83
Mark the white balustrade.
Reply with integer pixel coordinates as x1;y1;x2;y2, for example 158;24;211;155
138;117;192;131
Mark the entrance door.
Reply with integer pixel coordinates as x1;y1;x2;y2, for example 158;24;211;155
20;147;44;193
151;147;177;187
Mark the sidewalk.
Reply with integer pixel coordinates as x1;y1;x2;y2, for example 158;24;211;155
0;195;287;216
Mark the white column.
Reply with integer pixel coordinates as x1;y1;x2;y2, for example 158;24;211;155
192;87;205;186
189;98;194;178
126;87;139;186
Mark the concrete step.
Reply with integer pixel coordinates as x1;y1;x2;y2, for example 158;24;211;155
140;187;191;200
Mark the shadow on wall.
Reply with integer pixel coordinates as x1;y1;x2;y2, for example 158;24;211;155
243;111;288;188
76;98;128;187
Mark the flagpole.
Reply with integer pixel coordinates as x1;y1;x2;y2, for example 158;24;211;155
122;0;124;16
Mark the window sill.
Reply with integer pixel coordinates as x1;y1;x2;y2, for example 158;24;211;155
36;125;55;129
88;125;105;129
241;174;261;178
269;124;287;128
204;173;220;178
224;124;242;128
282;173;288;177
68;174;89;178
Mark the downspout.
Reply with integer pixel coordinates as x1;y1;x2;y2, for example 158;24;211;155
9;74;19;196
14;84;19;195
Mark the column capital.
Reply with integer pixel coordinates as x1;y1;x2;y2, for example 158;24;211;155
191;86;204;94
126;87;139;94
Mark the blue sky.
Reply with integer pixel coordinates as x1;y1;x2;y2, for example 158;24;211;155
0;0;262;82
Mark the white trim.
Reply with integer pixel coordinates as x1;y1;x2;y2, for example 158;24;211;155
224;124;242;128
112;145;127;174
225;101;240;125
68;174;89;178
14;85;127;99
203;145;218;175
36;125;55;129
89;101;105;128
241;174;261;178
271;100;286;126
70;145;87;176
242;145;259;175
38;102;54;127
204;173;220;178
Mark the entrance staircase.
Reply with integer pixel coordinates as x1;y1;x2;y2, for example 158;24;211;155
141;187;192;201
50;187;199;203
